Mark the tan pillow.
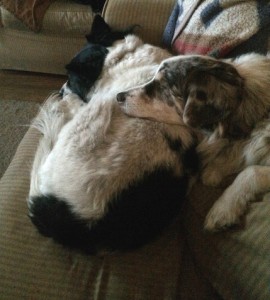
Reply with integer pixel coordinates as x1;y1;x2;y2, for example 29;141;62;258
0;0;55;31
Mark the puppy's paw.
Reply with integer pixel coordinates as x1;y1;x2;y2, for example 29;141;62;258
62;93;84;113
105;54;120;67
201;168;223;187
49;93;83;120
204;197;242;232
204;208;239;232
45;93;84;123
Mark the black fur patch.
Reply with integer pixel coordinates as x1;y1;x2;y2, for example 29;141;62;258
86;15;137;47
164;133;199;175
65;44;108;101
164;134;183;152
144;81;159;98
196;90;208;102
182;143;200;175
29;167;187;254
29;196;97;252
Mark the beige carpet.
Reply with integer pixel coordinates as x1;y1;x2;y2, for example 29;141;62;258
0;99;40;178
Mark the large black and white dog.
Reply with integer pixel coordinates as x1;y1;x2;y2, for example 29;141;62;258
28;17;199;254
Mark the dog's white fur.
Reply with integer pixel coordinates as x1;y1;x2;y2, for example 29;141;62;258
29;35;197;223
117;52;270;231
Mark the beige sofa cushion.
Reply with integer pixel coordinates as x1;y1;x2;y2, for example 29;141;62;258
1;0;95;35
0;0;54;31
103;0;175;46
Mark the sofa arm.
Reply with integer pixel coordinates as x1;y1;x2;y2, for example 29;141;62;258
102;0;175;46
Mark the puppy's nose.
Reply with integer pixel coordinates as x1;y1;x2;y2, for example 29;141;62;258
116;92;126;103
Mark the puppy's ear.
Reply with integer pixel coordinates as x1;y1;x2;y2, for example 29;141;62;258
218;118;253;139
203;61;244;88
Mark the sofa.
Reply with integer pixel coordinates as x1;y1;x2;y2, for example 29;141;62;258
0;0;270;299
0;0;175;74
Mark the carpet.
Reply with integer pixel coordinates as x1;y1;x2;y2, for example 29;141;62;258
0;99;40;178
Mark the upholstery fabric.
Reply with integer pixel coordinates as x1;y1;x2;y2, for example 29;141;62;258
0;0;55;31
103;0;175;46
0;0;95;34
0;99;40;178
0;29;87;74
0;0;105;32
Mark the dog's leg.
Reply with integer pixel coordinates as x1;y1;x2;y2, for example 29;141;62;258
204;165;270;231
29;93;84;198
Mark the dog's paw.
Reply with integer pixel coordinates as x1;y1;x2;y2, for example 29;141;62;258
49;93;84;118
201;168;223;186
44;93;84;123
204;207;239;232
62;93;84;113
204;196;242;232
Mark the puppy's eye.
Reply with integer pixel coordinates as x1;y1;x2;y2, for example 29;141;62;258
158;64;166;73
145;81;157;97
196;90;207;102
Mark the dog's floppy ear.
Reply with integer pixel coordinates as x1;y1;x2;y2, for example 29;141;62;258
183;87;227;129
182;60;244;132
199;61;244;88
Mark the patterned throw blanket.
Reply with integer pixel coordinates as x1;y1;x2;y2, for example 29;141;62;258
163;0;270;58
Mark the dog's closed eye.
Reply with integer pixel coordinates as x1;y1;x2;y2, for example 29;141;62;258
145;81;157;97
196;90;208;102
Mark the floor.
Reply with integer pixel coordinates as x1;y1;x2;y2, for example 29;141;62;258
0;70;67;178
0;70;67;102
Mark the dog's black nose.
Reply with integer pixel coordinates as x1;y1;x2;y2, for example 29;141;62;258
116;92;126;103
